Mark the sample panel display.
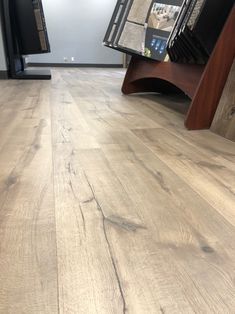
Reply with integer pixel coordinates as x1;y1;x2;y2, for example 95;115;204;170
13;0;50;55
104;0;234;64
167;0;234;64
104;0;183;61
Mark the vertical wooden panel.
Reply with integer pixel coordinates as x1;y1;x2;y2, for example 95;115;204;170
211;60;235;141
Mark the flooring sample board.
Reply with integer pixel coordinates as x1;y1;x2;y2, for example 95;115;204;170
167;0;234;64
104;0;183;61
127;0;153;24
211;60;235;141
118;21;145;53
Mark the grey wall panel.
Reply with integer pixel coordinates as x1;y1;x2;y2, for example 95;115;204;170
0;16;7;70
28;0;122;65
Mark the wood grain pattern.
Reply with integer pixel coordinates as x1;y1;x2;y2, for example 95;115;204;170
122;56;204;98
0;81;58;313
211;59;235;141
0;68;235;313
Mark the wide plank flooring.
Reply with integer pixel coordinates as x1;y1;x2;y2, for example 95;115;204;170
0;68;235;314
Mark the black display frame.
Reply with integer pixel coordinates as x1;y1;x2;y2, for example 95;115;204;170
104;0;184;61
1;0;51;79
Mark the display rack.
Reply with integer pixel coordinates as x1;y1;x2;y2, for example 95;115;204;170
122;6;235;130
1;0;51;80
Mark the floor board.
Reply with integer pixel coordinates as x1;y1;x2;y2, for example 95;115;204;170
0;81;58;313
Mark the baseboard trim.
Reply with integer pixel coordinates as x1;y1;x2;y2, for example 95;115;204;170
0;71;8;79
27;63;123;68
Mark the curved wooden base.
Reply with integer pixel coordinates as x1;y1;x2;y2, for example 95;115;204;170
122;6;235;130
122;58;204;99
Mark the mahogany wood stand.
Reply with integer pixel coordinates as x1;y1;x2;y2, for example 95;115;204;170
122;7;235;130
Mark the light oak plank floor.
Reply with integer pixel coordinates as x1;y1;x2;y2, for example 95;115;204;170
0;68;235;314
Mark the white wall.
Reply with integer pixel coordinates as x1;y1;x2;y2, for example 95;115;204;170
0;17;7;70
29;0;122;65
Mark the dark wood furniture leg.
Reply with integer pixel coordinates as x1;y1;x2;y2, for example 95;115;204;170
185;6;235;130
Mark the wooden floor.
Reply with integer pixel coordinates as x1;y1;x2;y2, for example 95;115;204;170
0;68;235;314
